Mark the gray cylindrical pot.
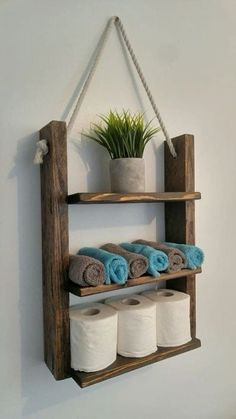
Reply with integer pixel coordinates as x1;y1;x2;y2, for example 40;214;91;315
110;158;145;193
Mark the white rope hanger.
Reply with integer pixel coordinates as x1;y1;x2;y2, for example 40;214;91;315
67;16;177;158
114;17;177;158
34;16;177;163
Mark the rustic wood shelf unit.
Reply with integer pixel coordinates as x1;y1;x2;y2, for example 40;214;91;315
39;120;202;387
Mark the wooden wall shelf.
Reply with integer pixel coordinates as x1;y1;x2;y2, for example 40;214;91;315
67;268;202;297
39;121;202;387
72;338;201;388
67;191;201;204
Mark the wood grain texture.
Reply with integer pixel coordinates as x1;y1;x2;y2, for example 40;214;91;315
72;338;201;388
67;191;201;204
164;134;197;338
40;120;70;380
67;268;201;297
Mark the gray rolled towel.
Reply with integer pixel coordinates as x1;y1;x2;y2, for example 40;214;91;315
101;243;148;279
69;255;105;287
133;239;186;273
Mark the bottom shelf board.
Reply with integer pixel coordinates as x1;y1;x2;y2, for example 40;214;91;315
72;337;201;388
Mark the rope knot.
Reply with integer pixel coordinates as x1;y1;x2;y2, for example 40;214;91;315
34;139;48;164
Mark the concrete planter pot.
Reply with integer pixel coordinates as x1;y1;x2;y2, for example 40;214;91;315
110;158;145;193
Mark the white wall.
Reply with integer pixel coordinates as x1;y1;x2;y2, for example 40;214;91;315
1;1;236;418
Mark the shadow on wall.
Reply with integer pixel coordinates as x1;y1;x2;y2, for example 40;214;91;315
8;132;85;415
153;140;165;194
70;135;111;192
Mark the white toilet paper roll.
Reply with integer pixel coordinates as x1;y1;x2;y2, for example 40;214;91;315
69;302;118;372
142;289;191;347
105;294;157;357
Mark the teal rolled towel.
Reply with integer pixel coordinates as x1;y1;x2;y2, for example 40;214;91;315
119;243;169;276
78;247;128;285
164;242;204;269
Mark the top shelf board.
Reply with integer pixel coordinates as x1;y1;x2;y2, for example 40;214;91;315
67;191;201;205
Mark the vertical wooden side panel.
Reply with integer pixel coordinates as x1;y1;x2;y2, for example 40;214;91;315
164;134;196;338
40;120;70;380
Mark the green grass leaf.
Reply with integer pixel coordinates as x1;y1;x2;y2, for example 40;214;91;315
83;110;160;159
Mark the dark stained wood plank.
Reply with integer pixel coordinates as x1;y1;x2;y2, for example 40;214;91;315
40;120;70;380
165;134;195;192
72;338;201;388
164;134;197;338
67;191;201;204
67;268;201;297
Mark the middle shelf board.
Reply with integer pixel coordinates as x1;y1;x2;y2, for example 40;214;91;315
67;267;201;297
67;191;201;205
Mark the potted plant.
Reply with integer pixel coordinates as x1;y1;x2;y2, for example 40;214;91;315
84;110;160;193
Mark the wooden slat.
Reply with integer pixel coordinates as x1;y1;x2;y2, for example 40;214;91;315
164;134;197;338
40;120;70;380
72;338;201;388
67;268;201;297
67;191;201;204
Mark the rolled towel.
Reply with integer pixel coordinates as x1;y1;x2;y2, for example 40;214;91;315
133;239;186;272
69;255;105;287
119;243;169;276
164;242;204;269
78;247;128;285
101;243;148;279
